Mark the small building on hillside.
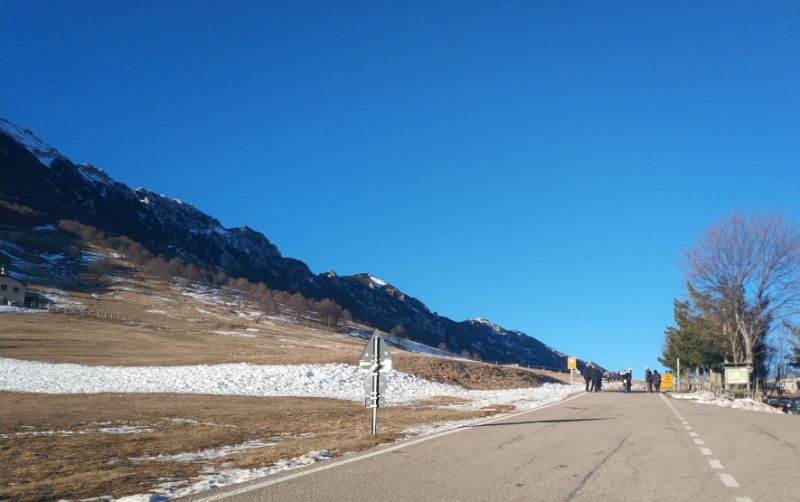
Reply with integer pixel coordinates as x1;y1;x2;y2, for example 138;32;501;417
0;267;26;306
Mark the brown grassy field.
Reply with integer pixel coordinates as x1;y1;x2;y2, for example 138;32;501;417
0;392;496;501
0;265;566;500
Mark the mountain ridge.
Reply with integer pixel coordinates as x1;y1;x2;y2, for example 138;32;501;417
0;117;579;370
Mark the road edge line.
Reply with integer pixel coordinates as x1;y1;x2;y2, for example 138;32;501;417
187;391;588;501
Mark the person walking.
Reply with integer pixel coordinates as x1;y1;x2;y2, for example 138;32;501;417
652;370;662;393
583;363;593;392
592;366;603;392
645;367;653;393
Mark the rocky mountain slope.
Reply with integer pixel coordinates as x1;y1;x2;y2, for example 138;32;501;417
0;117;577;370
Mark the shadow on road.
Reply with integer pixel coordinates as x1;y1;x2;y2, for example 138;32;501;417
469;417;616;428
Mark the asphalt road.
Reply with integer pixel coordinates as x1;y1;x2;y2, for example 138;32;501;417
184;390;800;502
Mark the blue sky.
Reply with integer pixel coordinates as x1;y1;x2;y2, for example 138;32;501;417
2;2;800;376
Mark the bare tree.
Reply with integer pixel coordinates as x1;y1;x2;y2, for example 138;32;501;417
390;324;408;339
684;212;800;368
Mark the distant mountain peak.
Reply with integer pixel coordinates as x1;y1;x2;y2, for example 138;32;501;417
0;115;579;369
348;272;390;289
0;117;65;167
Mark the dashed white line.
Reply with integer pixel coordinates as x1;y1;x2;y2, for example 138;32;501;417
665;395;753;500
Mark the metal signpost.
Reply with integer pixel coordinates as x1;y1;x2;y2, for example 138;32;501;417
359;330;392;435
567;356;577;385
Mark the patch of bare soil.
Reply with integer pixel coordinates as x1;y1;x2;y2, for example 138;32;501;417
0;313;360;366
0;392;491;501
393;353;560;389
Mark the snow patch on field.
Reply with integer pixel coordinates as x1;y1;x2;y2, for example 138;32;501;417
0;306;45;314
0;358;574;410
670;391;781;413
102;426;155;435
116;450;333;501
211;330;257;338
130;439;269;463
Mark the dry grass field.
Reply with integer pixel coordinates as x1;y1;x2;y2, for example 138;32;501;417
0;260;565;500
0;392;493;501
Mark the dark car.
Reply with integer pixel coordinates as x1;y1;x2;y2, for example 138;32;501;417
784;397;800;415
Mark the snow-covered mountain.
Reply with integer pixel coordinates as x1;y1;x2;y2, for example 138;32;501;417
0;117;575;369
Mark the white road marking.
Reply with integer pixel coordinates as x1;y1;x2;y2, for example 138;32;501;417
664;395;750;498
189;391;589;501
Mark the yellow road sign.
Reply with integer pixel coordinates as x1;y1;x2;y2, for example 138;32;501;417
567;356;577;370
661;372;673;389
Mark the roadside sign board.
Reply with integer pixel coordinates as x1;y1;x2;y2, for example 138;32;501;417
725;366;750;385
567;356;577;370
661;373;673;389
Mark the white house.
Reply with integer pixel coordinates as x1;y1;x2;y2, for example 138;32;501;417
0;267;26;306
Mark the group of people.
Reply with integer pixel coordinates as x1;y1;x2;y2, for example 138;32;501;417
581;365;663;393
582;363;603;392
644;367;662;392
603;369;633;392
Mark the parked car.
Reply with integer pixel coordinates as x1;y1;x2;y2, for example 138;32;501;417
784;397;800;415
763;396;800;414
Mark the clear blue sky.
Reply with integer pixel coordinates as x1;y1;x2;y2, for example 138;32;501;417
3;2;800;376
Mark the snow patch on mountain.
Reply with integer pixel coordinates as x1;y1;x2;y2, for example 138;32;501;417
77;163;113;187
368;274;387;287
0;118;65;167
470;317;507;335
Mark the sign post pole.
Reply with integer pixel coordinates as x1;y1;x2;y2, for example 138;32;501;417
371;335;379;435
360;330;392;436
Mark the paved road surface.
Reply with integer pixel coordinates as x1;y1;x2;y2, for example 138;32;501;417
184;390;800;502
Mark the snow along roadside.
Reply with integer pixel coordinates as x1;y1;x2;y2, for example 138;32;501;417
669;390;781;413
0;357;576;410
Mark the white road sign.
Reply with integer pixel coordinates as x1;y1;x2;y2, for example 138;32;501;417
360;330;393;432
359;331;392;373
